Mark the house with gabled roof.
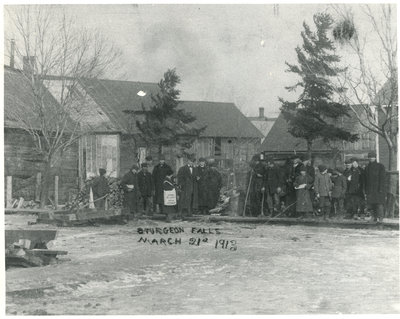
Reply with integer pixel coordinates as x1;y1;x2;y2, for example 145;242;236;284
260;109;377;167
4;64;262;204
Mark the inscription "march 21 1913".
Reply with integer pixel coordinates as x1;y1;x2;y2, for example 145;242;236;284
136;227;237;251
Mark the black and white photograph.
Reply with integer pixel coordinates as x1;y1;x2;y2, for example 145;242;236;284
2;1;399;316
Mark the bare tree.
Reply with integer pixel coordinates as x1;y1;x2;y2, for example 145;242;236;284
5;5;121;207
331;4;398;216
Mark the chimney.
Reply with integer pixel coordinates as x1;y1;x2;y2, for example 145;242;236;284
10;39;15;69
259;107;265;118
23;56;36;74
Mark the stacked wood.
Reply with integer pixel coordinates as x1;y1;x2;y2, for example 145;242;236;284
5;229;67;268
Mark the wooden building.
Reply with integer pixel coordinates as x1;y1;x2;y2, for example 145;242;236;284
5;68;261;204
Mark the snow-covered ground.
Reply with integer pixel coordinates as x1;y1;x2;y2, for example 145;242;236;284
5;214;399;315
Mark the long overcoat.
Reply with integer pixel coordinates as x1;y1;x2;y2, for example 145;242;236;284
177;165;199;211
121;170;139;213
152;163;173;205
364;161;386;204
207;166;223;209
197;165;209;207
265;165;285;194
331;175;347;199
138;170;154;197
294;174;313;212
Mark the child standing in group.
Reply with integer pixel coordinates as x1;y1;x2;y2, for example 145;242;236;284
331;167;347;219
163;168;177;222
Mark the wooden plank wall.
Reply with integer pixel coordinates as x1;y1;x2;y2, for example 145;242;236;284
4;128;79;204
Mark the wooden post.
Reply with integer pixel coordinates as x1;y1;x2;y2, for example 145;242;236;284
54;176;59;208
35;172;41;202
6;176;12;208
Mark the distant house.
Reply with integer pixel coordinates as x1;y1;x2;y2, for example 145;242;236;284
260;110;377;167
247;107;277;143
4;65;261;203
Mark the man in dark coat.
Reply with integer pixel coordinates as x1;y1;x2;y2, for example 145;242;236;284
196;158;209;214
138;163;154;216
364;151;386;223
286;156;305;217
91;168;110;210
152;155;172;214
247;154;266;217
344;158;364;219
121;164;140;218
265;158;285;216
177;156;199;217
207;161;222;211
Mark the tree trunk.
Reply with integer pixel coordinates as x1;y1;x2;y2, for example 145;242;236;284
385;147;398;218
40;161;52;208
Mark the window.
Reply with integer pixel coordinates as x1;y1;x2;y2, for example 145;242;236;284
80;134;119;178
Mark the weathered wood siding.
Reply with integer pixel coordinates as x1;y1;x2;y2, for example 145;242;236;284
4;128;79;203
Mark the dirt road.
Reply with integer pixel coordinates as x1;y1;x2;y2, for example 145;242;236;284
5;214;400;315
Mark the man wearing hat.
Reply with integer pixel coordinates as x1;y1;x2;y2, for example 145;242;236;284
344;158;365;219
121;164;140;218
248;154;267;217
207;160;222;211
91;168;110;210
152;155;173;214
364;151;386;223
177;155;199;217
138;163;154;216
331;167;347;218
286;155;305;217
314;164;333;219
197;157;209;214
265;158;286;216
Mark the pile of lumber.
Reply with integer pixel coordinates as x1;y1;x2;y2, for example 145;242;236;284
5;229;67;268
36;208;127;226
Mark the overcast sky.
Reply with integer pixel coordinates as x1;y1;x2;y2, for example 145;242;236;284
4;3;394;117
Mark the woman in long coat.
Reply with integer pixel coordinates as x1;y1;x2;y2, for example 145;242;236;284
293;167;314;218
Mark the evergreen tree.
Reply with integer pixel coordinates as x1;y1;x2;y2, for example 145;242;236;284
136;68;204;154
279;13;358;157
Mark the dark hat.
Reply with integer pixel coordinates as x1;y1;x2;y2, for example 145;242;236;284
141;163;148;168
131;164;139;170
252;154;261;161
350;157;359;163
300;166;307;172
159;154;166;160
318;165;327;173
344;159;352;164
199;157;206;162
368;151;377;158
99;168;106;175
335;167;344;174
165;167;173;176
145;155;153;161
327;168;334;174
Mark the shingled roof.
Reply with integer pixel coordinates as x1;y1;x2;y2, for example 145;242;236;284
181;101;263;139
4;66;62;130
261;113;333;153
77;78;262;138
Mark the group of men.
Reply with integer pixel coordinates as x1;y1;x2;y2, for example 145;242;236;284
247;151;387;222
119;155;223;219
